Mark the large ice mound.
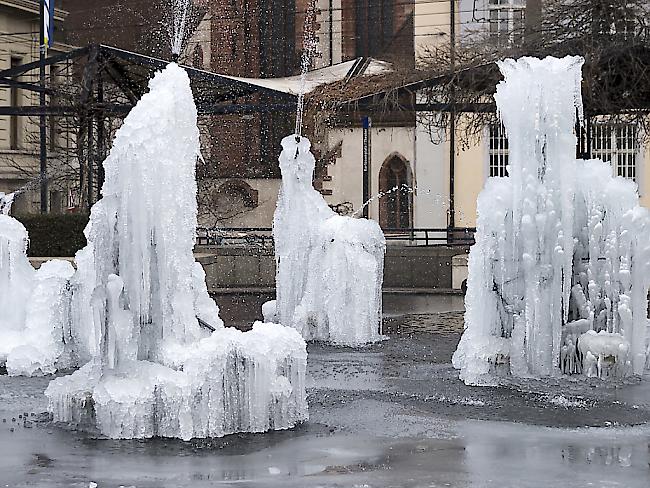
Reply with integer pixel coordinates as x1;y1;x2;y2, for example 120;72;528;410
0;214;79;375
0;215;35;366
46;63;308;439
453;56;650;385
273;135;386;346
48;322;307;440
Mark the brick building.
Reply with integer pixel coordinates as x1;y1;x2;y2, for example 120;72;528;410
178;1;417;227
56;1;417;226
59;0;192;58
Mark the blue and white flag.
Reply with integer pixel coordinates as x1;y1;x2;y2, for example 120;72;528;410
43;0;55;47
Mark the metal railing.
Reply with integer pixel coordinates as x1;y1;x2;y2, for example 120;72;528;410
196;227;475;247
196;227;274;247
382;228;476;246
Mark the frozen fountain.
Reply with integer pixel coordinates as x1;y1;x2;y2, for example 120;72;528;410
453;56;650;386
0;192;78;376
45;63;308;440
266;0;385;346
269;135;386;346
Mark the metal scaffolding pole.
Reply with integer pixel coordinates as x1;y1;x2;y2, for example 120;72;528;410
39;0;48;213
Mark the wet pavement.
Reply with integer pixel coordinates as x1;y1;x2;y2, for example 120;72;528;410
1;295;650;487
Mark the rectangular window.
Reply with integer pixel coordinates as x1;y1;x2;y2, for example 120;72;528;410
591;123;638;182
488;0;525;46
488;122;509;177
355;0;394;58
10;56;21;150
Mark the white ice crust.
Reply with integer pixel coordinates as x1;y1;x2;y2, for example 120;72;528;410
44;63;307;439
453;56;650;385
273;135;386;346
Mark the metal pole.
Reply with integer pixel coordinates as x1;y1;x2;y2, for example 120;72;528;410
362;116;372;219
448;0;456;230
96;68;105;200
39;0;48;213
87;114;93;207
328;0;334;65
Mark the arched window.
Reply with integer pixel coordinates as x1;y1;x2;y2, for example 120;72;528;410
379;154;412;230
192;45;204;69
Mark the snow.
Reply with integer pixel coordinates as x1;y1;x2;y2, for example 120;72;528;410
45;63;307;440
453;56;650;385
273;135;385;346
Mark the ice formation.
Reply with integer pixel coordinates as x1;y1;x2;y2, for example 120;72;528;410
0;213;79;375
6;259;75;376
0;191;15;214
46;63;307;440
453;56;650;385
273;135;386;346
0;215;35;366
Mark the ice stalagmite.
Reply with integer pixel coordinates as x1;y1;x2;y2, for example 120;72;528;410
453;56;650;386
46;64;307;440
272;135;385;346
0;215;35;366
0;211;77;375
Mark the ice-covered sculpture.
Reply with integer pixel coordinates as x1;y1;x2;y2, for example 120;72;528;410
453;56;650;385
272;135;385;346
46;63;307;440
7;259;75;376
0;212;78;375
0;191;15;215
0;215;35;366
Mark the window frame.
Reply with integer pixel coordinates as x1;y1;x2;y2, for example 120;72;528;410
486;122;509;178
590;122;641;192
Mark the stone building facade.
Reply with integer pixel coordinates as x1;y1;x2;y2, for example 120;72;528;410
0;0;72;213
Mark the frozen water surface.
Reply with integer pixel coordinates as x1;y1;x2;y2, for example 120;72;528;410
2;301;650;487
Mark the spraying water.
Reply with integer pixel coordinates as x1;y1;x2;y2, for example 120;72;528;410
169;0;191;58
351;184;416;218
294;0;318;139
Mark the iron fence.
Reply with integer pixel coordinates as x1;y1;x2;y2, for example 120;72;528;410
196;227;475;247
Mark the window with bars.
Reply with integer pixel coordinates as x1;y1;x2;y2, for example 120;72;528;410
488;123;509;177
489;0;525;46
591;123;638;182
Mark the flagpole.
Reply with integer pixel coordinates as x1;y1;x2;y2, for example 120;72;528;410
39;0;48;213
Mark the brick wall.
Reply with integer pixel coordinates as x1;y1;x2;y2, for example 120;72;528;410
340;0;414;63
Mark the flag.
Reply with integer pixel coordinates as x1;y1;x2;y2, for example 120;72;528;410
43;0;55;47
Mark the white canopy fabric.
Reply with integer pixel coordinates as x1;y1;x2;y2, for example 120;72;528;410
218;58;392;96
